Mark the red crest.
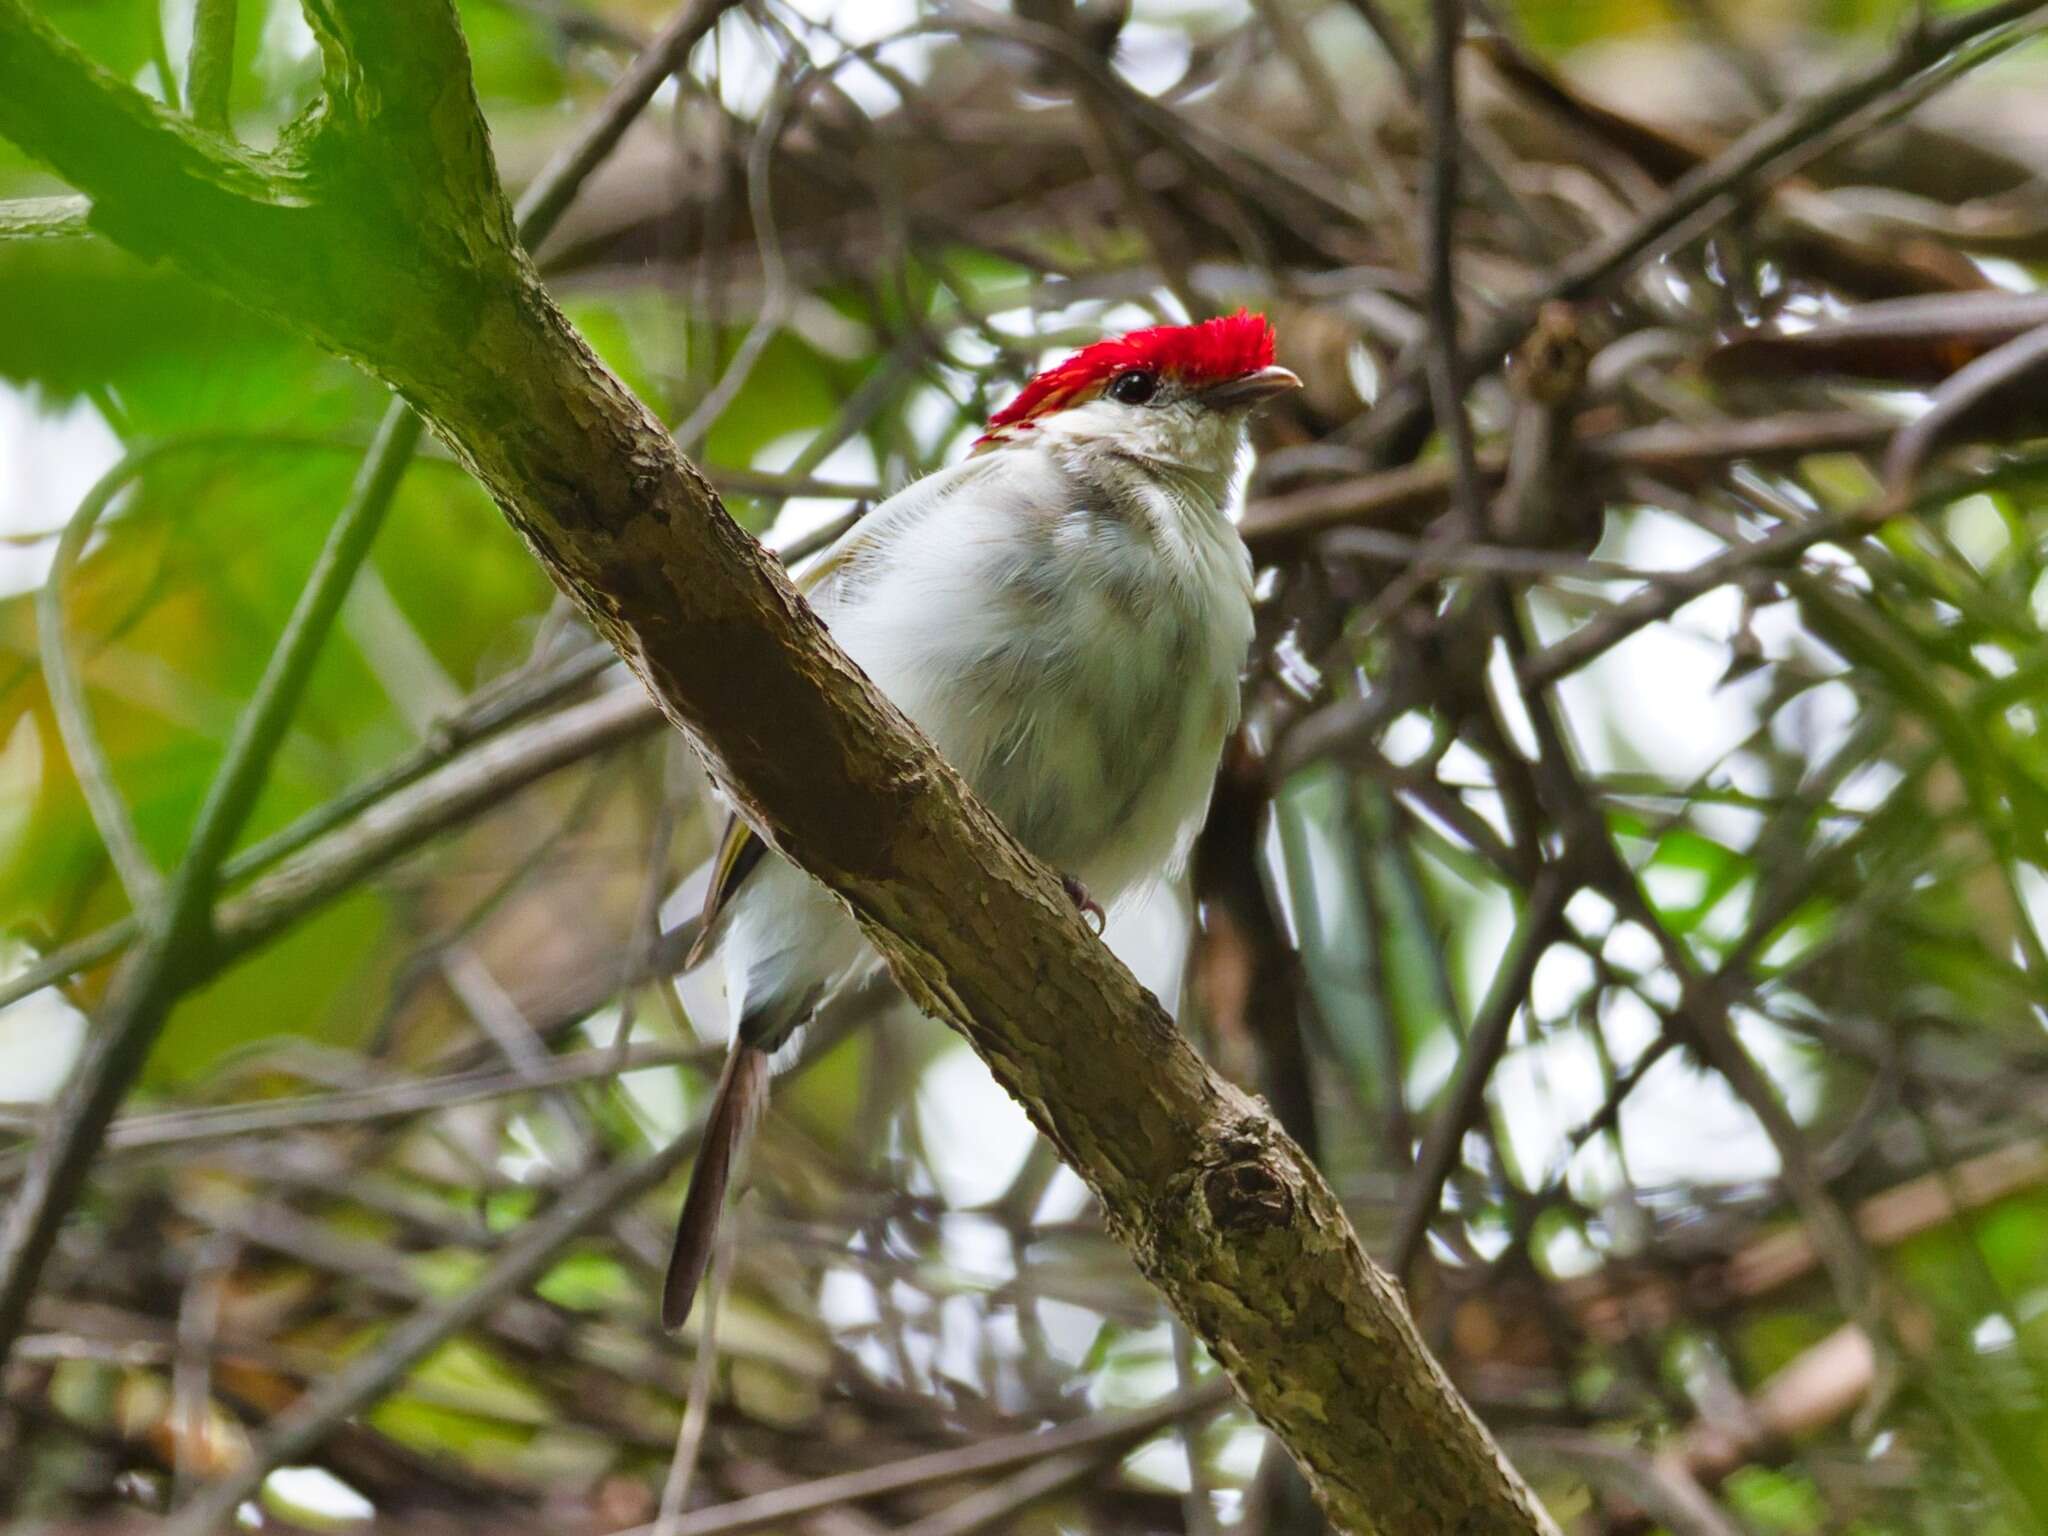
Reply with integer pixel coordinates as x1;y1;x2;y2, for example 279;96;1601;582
979;311;1276;442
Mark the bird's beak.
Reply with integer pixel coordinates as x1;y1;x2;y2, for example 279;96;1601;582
1199;365;1303;411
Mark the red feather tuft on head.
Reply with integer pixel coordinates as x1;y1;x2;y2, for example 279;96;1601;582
981;311;1276;437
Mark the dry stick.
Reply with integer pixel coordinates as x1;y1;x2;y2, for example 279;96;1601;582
1882;319;2048;500
915;10;1356;252
1325;0;1500;721
1520;617;1894;1399
1240;410;1892;551
161;1131;704;1536
614;1382;1231;1536
1544;1139;2048;1349
0;677;661;1024
671;41;801;455
1320;526;1680;581
653;1236;731;1536
509;0;738;238
0;405;423;1368
894;1451;1103;1536
1421;0;1486;536
1336;0;1419;89
1517;503;1884;689
1389;867;1569;1281
0;491;842;1021
1327;0;1546;255
1355;0;2048;466
0;1042;710;1168
1171;1322;1221;1536
1515;438;2048;691
1506;1432;1744;1536
169;1234;236;1505
1624;1123;2048;1528
0;0;745;1378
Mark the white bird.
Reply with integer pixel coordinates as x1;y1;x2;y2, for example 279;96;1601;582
664;312;1301;1327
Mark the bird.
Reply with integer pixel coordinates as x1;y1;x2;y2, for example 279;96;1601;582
663;311;1301;1329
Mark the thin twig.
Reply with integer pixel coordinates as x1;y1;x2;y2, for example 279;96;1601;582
654;1234;732;1535
161;1134;705;1536
1882;319;2048;500
894;1451;1102;1536
0;0;748;1374
1390;867;1568;1280
1358;0;2048;464
0;407;423;1369
1422;0;1485;535
185;0;237;135
512;0;741;241
1517;503;1885;688
616;1382;1231;1536
0;1043;706;1168
1507;1432;1745;1536
1241;410;1893;552
35;458;170;909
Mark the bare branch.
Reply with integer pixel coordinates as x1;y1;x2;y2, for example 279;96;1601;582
617;1384;1230;1536
161;1132;705;1536
1883;319;2048;499
1358;0;2048;464
35;453;169;908
186;0;237;136
0;406;421;1367
1391;868;1568;1280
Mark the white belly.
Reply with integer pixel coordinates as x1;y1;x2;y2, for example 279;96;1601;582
829;481;1253;903
713;446;1254;1044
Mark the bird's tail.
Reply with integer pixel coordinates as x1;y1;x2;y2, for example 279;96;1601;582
662;1043;772;1330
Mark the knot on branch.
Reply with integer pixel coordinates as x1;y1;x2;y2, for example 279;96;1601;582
1509;301;1591;405
1198;1126;1296;1237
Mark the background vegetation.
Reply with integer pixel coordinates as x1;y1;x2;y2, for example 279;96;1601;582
5;0;2048;1531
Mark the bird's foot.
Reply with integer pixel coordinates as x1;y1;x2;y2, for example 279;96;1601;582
1062;875;1106;935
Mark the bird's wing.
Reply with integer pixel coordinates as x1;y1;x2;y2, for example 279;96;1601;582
687;455;1000;965
686;810;770;966
791;452;999;614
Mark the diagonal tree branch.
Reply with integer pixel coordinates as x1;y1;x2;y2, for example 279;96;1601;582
0;4;1559;1530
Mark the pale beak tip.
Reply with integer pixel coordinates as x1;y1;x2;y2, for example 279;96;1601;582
1203;365;1304;411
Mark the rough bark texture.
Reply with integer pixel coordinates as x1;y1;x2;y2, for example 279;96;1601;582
0;4;1560;1531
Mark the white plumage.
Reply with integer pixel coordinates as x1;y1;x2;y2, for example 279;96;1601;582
663;318;1297;1327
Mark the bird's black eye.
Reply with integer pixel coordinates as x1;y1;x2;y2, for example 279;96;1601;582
1107;369;1159;405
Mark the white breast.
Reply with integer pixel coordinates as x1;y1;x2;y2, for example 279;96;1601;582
821;442;1254;904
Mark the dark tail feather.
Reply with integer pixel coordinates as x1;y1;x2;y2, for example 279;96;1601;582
663;1044;770;1331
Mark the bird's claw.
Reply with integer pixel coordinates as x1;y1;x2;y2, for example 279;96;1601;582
1062;875;1106;935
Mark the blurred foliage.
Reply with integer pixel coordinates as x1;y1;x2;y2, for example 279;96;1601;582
6;0;2048;1533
